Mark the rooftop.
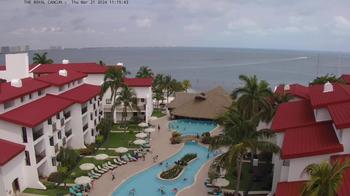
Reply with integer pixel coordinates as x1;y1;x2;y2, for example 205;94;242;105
0;139;25;166
58;84;101;104
309;83;350;108
123;77;153;87
31;62;108;74
328;101;350;129
272;100;316;132
275;84;310;99
0;77;50;104
340;74;350;84
281;122;343;159
0;94;74;128
275;181;306;196
35;70;87;86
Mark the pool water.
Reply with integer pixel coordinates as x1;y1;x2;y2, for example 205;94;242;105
169;119;217;136
113;142;213;196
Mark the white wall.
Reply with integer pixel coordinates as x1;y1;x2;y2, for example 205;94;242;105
84;74;104;86
0;53;30;81
0;153;25;196
314;108;331;122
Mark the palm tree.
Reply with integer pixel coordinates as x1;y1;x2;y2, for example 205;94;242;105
136;66;154;78
310;74;344;85
211;108;279;196
182;80;192;92
301;160;350;196
113;86;139;128
153;74;165;104
32;52;54;64
232;75;273;121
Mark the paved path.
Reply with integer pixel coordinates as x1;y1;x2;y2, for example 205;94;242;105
89;116;183;196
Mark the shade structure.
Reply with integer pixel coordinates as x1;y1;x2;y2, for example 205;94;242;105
135;132;148;138
115;147;128;153
95;154;109;160
144;127;155;133
79;163;95;171
74;176;92;185
138;122;148;128
133;139;146;145
212;178;230;187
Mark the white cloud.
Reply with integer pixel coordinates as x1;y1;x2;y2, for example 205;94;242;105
334;16;350;29
114;27;127;33
136;17;152;28
227;18;258;31
184;24;203;32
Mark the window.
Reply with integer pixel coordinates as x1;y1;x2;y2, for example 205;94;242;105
58;131;62;139
283;160;290;167
133;112;138;117
4;100;14;109
106;99;111;104
89;100;92;104
52;157;57;166
29;93;32;99
49;137;54;146
59;86;64;92
25;151;31;166
68;83;71;88
48;118;52;125
91;129;94;136
20;96;25;103
78;79;83;84
140;98;145;103
38;90;43;96
90;113;93;120
22;127;27;143
56;113;60;119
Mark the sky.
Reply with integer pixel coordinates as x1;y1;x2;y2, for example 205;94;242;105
1;0;350;51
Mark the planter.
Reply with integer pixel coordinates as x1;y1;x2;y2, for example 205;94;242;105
158;157;198;181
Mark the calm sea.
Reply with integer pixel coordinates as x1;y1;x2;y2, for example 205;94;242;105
1;47;350;91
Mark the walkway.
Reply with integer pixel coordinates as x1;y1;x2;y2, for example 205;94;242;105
89;116;183;196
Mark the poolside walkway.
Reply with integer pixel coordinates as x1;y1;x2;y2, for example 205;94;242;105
89;116;183;196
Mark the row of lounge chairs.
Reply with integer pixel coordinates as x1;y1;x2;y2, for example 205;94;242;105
69;184;91;196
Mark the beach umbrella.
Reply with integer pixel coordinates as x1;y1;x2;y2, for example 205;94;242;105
138;122;148;128
133;139;146;145
136;132;148;138
95;154;109;160
115;147;128;153
74;176;92;185
144;127;155;133
79;163;95;171
212;178;230;187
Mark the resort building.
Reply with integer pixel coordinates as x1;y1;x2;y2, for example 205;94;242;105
167;86;232;120
271;82;350;195
0;68;103;195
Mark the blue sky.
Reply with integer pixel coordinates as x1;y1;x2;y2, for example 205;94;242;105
1;0;350;51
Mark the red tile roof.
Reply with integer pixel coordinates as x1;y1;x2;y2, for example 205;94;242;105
124;77;153;87
0;65;6;71
328;101;350;129
0;94;74;127
272;100;316;132
281;122;343;159
309;83;350;108
35;70;87;86
275;181;306;196
58;84;101;104
0;139;25;166
31;63;108;74
275;84;310;99
0;78;50;103
340;74;350;84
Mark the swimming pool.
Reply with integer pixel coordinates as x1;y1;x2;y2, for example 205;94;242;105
112;142;213;196
169;119;217;136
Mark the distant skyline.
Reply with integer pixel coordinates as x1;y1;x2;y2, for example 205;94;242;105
1;0;350;52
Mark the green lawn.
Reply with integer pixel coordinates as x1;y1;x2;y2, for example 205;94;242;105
93;149;119;156
100;132;137;148
24;187;68;196
225;162;273;191
152;109;166;118
112;123;142;132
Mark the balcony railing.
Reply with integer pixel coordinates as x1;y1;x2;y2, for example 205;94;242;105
81;107;88;114
83;124;88;132
35;150;46;164
65;129;72;137
64;111;71;119
33;128;44;141
54;144;59;153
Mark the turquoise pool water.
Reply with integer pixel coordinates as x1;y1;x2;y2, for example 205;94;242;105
169;119;217;136
113;142;213;196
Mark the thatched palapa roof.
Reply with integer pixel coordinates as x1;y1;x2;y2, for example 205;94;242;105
168;86;232;120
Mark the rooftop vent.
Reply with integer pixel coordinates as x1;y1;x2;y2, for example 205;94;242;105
62;59;69;64
284;84;290;91
11;79;22;88
323;81;333;93
116;62;124;66
59;69;68;77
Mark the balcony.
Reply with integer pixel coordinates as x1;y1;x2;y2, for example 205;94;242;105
62;137;66;146
60;118;65;127
33;128;44;141
83;124;88;132
65;129;72;138
81;106;88;114
52;123;57;132
64;111;71;119
54;144;59;154
35;150;46;164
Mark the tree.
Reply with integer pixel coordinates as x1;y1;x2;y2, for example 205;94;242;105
32;52;54;64
232;75;273;122
113;86;139;128
182;80;192;92
301;160;350;196
56;148;80;170
211;108;279;196
153;74;165;104
96;117;113;140
136;66;154;78
310;74;344;85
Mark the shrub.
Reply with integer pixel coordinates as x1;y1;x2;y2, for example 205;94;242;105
172;131;181;138
57;148;80;170
160;165;183;179
95;135;104;144
201;132;211;144
79;148;93;156
48;172;64;184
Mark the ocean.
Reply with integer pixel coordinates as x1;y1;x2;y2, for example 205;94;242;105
1;47;350;91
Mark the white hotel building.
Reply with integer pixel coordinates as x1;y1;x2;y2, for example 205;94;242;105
0;53;153;195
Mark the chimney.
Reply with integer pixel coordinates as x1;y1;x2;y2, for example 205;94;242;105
62;59;69;64
116;62;124;66
11;79;22;88
323;81;333;93
59;69;68;77
284;84;290;91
